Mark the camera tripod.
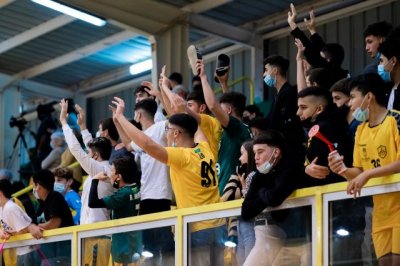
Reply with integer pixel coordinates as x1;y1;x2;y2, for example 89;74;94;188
6;125;36;169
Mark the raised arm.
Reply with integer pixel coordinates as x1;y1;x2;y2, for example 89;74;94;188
75;104;93;147
112;97;168;164
295;38;307;92
109;106;133;152
196;60;230;127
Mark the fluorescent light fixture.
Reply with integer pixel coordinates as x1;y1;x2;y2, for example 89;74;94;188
129;59;152;75
224;240;237;248
31;0;106;27
336;228;349;236
141;250;154;258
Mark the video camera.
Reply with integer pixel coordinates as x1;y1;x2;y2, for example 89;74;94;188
9;101;58;130
9;115;28;129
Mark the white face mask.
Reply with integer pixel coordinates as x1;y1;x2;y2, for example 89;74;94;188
95;131;101;138
33;188;40;200
256;148;276;174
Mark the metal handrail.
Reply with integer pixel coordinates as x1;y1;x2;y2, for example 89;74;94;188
214;76;255;104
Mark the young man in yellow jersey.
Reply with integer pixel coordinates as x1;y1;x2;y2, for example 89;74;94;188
111;96;226;266
329;73;400;265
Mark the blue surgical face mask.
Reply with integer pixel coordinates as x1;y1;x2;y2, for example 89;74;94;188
50;141;55;149
352;96;369;122
378;64;391;82
54;182;66;194
375;52;381;61
264;74;277;87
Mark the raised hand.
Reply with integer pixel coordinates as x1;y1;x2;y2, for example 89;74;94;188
160;65;171;90
288;3;297;30
170;93;187;114
304;9;316;35
111;97;126;118
75;104;86;130
59;99;69;125
142;81;160;98
294;38;305;61
195;59;206;78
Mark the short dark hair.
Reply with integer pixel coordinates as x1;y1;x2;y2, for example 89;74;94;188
87;137;112;161
33;169;55;191
219;92;247;117
113;156;140;185
307;68;334;90
321;43;345;67
134;98;157;117
100;118;119;142
349;73;387;107
264;55;289;76
53;167;73;180
169;72;183;84
135;85;151;97
187;91;205;104
330;78;351;96
363;21;393;38
253;130;287;154
192;76;201;84
192;84;203;93
244;105;262;117
168;113;198;138
0;179;12;199
298;86;332;107
378;37;400;61
248;117;269;132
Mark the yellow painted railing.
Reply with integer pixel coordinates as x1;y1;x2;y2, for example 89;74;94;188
5;174;400;266
214;76;255;104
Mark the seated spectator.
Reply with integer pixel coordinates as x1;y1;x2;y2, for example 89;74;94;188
241;131;304;265
53;167;82;225
306;67;336;91
297;87;352;186
247;117;269;138
0;179;42;265
242;104;262;124
89;156;141;266
329;73;400;264
113;97;226;266
363;21;393;74
41;131;66;170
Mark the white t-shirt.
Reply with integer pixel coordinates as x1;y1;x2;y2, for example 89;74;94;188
131;120;172;200
0;200;33;255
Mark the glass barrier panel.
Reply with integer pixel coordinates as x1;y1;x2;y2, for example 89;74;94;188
81;226;175;266
2;240;71;266
187;205;313;266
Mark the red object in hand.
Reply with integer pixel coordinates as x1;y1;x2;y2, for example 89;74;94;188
308;125;335;152
0;238;6;253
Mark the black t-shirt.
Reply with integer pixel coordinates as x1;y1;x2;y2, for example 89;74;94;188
41;191;74;228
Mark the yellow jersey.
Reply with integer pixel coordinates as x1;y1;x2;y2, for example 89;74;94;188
199;114;223;163
166;142;225;232
353;110;400;232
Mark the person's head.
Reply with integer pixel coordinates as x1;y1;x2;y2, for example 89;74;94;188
166;113;198;147
33;169;55;200
253;130;286;174
219;92;246;118
0;169;13;181
111;156;140;188
53;167;73;194
306;68;333;89
0;179;12;203
348;74;387;118
134;98;158;124
87;137;112;161
297;86;332;123
186;91;209;114
66;98;77;114
169;72;183;87
263;55;290;87
135;85;153;103
37;103;54;121
192;76;201;87
320;43;345;67
330;78;351;107
378;37;400;82
248;117;269;138
238;140;256;176
99;118;119;142
364;21;393;58
50;131;65;149
243;105;262;124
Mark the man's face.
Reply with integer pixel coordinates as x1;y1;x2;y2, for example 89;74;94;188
187;100;201;114
263;64;277;78
253;144;275;168
349;89;365;113
98;124;107;138
33;183;47;200
332;91;350;108
220;103;232;115
297;96;321;121
365;35;383;58
110;164;119;186
135;91;152;103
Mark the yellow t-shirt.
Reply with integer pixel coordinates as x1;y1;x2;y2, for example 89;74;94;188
166;142;225;232
199;114;223;163
353;110;400;232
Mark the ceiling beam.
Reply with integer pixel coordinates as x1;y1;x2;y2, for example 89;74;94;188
17;30;137;79
0;0;14;8
181;0;232;13
0;15;75;54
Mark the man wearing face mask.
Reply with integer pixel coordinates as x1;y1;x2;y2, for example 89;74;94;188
377;33;400;111
297;87;352;187
264;55;306;161
241;130;303;266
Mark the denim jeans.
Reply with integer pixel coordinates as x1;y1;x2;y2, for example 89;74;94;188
237;218;255;265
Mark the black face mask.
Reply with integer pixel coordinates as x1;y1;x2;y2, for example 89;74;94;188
113;179;120;189
236;163;248;176
301;117;314;130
